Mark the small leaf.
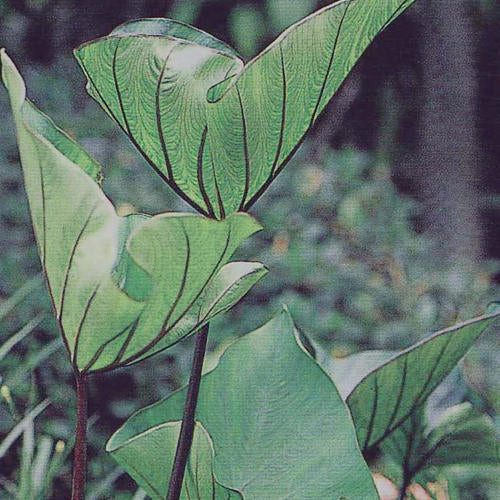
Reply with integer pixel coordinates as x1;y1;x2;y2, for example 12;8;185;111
108;421;241;500
345;312;499;452
108;308;379;499
1;50;266;373
379;403;499;493
198;261;268;321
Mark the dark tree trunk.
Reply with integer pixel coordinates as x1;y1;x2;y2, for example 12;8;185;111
413;0;483;265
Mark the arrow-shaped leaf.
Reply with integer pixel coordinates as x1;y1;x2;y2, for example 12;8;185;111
108;308;379;499
1;50;266;373
74;0;418;218
345;312;499;453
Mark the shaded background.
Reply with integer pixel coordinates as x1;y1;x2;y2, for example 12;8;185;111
0;0;499;498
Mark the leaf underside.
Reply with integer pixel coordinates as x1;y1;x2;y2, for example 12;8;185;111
1;50;267;373
74;0;418;218
108;309;379;499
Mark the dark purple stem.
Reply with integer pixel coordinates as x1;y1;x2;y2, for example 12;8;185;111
71;371;88;500
166;324;209;500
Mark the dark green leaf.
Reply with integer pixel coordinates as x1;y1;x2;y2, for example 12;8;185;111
425;403;499;468
346;313;499;452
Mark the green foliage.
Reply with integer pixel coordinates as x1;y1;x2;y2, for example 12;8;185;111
109;307;500;499
316;310;500;495
225;150;497;353
110;421;241;499
377;402;499;497
74;0;418;218
343;312;499;452
1;0;499;498
1;49;266;374
108;309;379;499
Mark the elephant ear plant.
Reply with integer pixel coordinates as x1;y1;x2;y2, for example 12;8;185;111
0;51;267;499
2;0;498;498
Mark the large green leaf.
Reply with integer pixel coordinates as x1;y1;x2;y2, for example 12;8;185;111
108;308;379;499
345;312;499;453
1;50;267;373
109;421;242;499
74;0;418;218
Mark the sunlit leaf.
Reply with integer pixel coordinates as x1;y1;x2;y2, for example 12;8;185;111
1;50;266;373
108;308;379;499
74;0;418;218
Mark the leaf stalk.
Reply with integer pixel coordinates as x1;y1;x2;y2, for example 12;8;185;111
71;371;89;500
167;324;209;500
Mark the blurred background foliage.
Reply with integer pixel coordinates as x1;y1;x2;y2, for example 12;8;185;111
0;0;499;498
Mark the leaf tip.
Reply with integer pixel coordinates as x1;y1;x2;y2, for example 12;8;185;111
0;50;26;112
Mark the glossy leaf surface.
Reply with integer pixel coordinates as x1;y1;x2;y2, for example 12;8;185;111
109;421;242;499
1;50;266;373
75;0;418;218
345;312;499;452
108;308;378;499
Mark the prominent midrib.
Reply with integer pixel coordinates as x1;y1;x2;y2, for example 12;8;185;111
119;225;232;367
81;40;209;216
155;43;178;182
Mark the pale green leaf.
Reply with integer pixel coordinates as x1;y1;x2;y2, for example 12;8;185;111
1;50;265;373
345;312;499;453
109;421;242;500
317;348;396;399
108;308;379;499
74;0;418;218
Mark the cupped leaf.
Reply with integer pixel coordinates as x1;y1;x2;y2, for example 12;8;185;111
1;50;266;373
344;312;499;453
74;0;418;218
109;421;242;499
108;308;379;499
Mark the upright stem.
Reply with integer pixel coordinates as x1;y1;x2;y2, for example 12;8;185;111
167;325;209;500
71;371;88;500
398;472;411;500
